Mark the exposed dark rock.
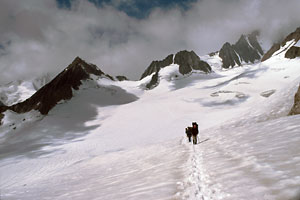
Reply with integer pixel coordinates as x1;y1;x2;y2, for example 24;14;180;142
145;72;159;89
234;35;262;63
0;100;4;107
285;46;300;59
8;57;107;115
219;42;241;69
248;31;264;56
174;50;211;75
219;32;263;69
140;54;173;80
116;76;129;81
262;27;300;61
209;51;218;57
289;84;300;115
261;43;280;62
260;89;276;98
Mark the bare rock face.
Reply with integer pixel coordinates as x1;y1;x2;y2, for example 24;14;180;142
289;84;300;115
145;72;159;89
219;32;263;69
8;57;108;115
174;50;211;75
262;27;300;61
219;42;241;69
285;46;300;59
140;54;173;80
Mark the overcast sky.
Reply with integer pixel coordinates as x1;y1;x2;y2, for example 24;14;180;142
0;0;300;83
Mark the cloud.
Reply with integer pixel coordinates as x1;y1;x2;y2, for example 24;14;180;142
0;0;300;84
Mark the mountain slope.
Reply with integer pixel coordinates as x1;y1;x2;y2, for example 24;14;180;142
262;27;300;61
3;57;113;115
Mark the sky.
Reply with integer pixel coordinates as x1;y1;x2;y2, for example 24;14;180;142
1;0;300;83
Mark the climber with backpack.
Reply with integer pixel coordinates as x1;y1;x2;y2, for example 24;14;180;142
185;127;192;142
191;122;199;144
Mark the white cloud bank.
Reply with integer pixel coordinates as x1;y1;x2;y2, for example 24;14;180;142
0;0;300;83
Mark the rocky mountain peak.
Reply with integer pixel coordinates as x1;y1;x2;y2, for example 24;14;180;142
140;50;211;81
219;31;263;69
174;50;211;75
5;57;110;115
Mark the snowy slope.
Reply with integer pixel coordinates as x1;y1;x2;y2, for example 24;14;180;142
1;52;300;199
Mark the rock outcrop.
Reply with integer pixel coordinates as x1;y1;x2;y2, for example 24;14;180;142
219;32;263;69
5;57;110;115
174;50;211;75
140;50;211;81
116;76;129;81
140;54;173;80
262;27;300;61
145;72;159;89
285;46;300;59
289;84;300;115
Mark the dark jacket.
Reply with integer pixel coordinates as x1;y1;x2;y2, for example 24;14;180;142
186;127;192;137
191;125;198;136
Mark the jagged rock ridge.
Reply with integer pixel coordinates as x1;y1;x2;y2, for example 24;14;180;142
140;50;211;80
219;31;264;69
140;54;174;80
1;57;111;115
289;84;300;115
262;27;300;61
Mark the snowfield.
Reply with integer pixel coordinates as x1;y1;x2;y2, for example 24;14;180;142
1;51;300;199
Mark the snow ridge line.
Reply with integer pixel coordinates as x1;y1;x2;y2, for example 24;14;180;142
181;139;227;200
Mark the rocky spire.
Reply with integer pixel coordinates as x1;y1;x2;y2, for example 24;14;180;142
219;31;264;69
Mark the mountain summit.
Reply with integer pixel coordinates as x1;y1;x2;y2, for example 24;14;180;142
140;50;211;80
219;31;264;68
3;57;112;115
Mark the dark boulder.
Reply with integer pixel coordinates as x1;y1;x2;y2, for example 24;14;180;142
140;54;173;80
285;46;300;59
9;57;108;115
289;84;300;115
174;50;211;75
116;76;129;81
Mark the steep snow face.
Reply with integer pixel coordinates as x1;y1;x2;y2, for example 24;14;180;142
1;52;300;199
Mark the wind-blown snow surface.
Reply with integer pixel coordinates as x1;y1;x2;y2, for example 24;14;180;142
1;55;300;199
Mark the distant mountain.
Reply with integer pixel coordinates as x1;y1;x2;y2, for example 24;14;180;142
1;57;113;115
141;50;211;79
140;54;174;80
262;27;300;61
141;50;211;89
219;31;264;69
0;74;51;107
